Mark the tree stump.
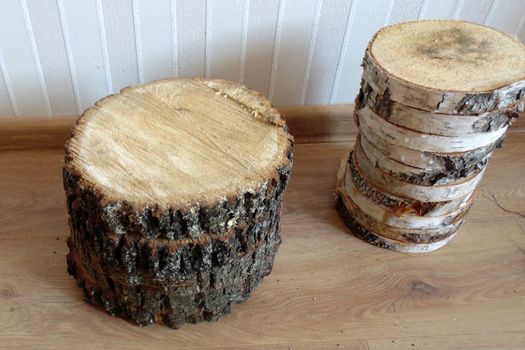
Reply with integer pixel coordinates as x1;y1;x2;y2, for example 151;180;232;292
336;20;525;253
64;78;294;327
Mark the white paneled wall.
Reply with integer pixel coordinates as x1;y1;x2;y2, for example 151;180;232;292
1;0;525;117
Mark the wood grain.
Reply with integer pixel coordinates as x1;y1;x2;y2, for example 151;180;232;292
66;78;292;205
365;20;525;114
1;123;524;348
371;20;525;92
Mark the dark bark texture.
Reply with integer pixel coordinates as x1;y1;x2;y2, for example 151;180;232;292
336;195;462;250
336;195;401;250
353;103;502;187
63;147;293;328
67;211;281;328
357;81;520;134
357;132;494;187
346;151;470;217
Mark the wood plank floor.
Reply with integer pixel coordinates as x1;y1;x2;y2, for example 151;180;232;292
0;132;524;349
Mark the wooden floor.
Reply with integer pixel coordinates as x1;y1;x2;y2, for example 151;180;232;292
1;109;525;349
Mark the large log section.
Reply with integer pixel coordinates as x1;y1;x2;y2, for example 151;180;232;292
64;79;294;327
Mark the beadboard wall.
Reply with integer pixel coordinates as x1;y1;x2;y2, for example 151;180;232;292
1;0;524;118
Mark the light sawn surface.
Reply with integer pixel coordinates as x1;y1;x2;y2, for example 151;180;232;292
371;20;525;92
0;105;524;349
67;78;290;206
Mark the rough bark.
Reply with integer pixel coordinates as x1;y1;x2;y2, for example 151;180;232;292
343;165;470;230
338;189;462;245
63;150;293;242
353;140;485;202
357;80;521;137
335;156;462;252
64;154;291;328
67;214;281;328
354;110;502;178
358;133;490;186
336;195;458;253
67;198;283;281
345;151;473;217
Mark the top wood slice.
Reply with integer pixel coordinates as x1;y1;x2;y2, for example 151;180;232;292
364;20;525;114
65;78;293;209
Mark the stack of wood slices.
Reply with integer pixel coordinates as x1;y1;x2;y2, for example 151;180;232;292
336;20;525;253
64;79;294;327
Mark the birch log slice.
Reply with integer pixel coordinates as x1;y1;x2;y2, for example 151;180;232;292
358;130;490;186
358;82;522;137
352;139;485;202
355;112;501;177
343;156;471;231
335;156;459;253
344;150;474;218
356;105;508;153
363;20;525;114
63;78;294;328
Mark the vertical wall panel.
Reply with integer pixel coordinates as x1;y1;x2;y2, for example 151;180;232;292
455;0;494;24
485;0;525;35
331;0;394;104
242;0;280;95
101;0;139;92
27;0;77;116
60;0;109;113
518;14;525;43
304;0;353;105
518;29;525;46
176;0;206;77
0;0;49;116
1;0;525;115
0;55;15;117
207;0;245;81
419;0;457;19
270;0;319;105
388;0;424;24
135;0;173;82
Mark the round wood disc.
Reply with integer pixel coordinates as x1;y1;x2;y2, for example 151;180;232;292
363;20;525;114
66;78;292;208
370;20;525;92
335;155;460;253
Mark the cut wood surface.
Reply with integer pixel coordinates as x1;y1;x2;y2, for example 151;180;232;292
364;20;525;114
1;109;524;347
66;79;292;206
